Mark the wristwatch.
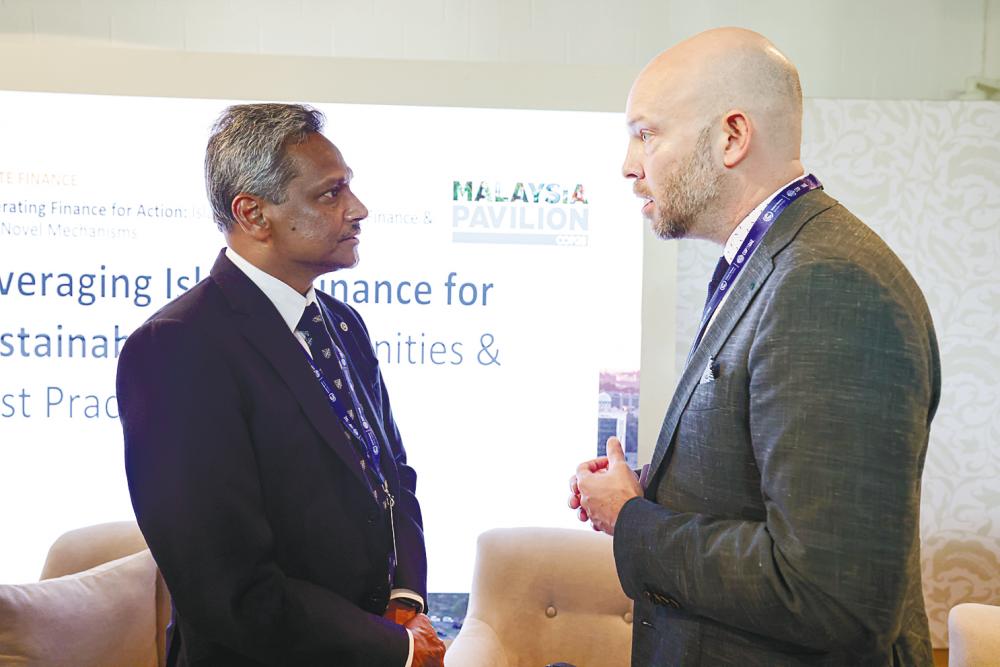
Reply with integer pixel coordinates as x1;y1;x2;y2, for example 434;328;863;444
392;596;423;613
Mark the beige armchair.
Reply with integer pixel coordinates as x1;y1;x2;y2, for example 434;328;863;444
948;603;1000;667
0;521;170;667
445;527;633;667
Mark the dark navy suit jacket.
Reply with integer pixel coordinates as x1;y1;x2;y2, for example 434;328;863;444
117;250;427;666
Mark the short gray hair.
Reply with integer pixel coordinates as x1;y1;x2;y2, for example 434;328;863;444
205;103;326;232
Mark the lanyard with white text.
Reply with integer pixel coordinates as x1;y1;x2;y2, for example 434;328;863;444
301;320;398;586
301;344;385;485
692;174;823;350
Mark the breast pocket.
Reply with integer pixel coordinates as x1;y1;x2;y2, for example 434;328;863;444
686;368;733;411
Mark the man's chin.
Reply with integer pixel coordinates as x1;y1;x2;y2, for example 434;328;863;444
641;207;669;235
652;216;689;241
320;252;360;275
339;248;361;268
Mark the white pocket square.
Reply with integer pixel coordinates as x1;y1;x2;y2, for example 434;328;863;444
699;358;719;384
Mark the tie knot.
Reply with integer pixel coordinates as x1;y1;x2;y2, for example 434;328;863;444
710;256;729;287
704;256;730;312
296;302;325;335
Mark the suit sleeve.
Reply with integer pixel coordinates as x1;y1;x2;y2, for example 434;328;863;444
118;317;410;666
613;259;936;653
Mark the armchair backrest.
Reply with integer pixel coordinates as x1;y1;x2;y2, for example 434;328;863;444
39;520;170;667
450;527;632;667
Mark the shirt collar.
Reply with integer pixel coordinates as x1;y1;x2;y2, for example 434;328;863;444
225;247;318;333
723;173;806;264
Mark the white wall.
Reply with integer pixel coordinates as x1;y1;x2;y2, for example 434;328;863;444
0;0;998;101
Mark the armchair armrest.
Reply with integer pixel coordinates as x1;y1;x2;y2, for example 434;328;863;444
949;603;1000;667
445;618;510;667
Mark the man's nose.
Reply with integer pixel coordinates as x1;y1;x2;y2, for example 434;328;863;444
348;193;368;222
622;140;643;181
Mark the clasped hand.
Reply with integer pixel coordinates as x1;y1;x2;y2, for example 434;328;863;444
383;602;444;667
568;437;642;535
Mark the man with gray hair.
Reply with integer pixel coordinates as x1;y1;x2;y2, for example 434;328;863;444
569;28;939;665
118;103;445;667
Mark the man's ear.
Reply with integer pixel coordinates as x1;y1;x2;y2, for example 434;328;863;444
720;109;752;168
232;194;270;239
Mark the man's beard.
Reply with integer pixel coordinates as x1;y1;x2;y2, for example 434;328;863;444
650;124;724;240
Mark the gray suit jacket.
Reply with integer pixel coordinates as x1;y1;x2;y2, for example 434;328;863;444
614;190;940;666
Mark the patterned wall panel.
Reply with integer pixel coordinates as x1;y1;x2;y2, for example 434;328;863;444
670;100;1000;646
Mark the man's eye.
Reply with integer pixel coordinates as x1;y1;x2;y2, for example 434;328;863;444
325;188;340;198
639;130;653;143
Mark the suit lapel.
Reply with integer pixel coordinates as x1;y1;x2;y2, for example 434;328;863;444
209;251;373;493
645;256;775;482
645;191;839;485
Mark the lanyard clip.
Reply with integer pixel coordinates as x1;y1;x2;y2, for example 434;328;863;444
384;480;398;571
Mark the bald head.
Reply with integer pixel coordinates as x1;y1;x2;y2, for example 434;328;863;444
623;28;805;243
633;28;801;159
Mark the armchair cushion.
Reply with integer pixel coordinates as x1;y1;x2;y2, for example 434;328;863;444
444;617;510;667
40;520;149;580
948;603;1000;667
0;549;159;667
446;527;632;667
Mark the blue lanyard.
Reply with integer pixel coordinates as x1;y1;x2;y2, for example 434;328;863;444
693;174;823;349
299;309;398;582
301;339;384;484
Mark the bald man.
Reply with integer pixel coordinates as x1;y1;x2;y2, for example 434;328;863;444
569;29;939;666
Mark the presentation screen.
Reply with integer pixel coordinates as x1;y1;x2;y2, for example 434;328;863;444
0;90;642;593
